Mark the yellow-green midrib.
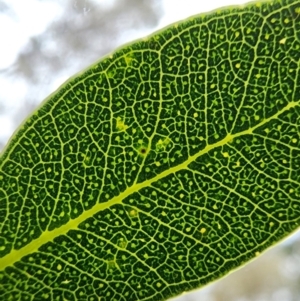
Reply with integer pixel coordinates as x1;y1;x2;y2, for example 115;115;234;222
0;100;298;271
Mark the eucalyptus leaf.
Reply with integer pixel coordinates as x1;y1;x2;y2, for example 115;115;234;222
1;0;300;300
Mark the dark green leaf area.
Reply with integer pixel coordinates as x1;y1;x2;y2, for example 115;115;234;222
1;164;298;301
0;0;299;256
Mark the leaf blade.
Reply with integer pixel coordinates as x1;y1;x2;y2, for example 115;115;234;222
1;0;300;300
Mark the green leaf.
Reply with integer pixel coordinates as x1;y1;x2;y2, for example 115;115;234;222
0;0;300;300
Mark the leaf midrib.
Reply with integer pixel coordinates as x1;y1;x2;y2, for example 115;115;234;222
0;100;298;271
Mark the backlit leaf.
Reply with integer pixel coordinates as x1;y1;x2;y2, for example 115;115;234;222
0;0;300;300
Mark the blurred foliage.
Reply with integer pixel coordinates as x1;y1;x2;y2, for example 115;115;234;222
0;0;162;149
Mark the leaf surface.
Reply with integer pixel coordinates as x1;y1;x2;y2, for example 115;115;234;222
0;0;300;300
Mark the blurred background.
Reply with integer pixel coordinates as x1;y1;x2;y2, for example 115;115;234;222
0;0;299;300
